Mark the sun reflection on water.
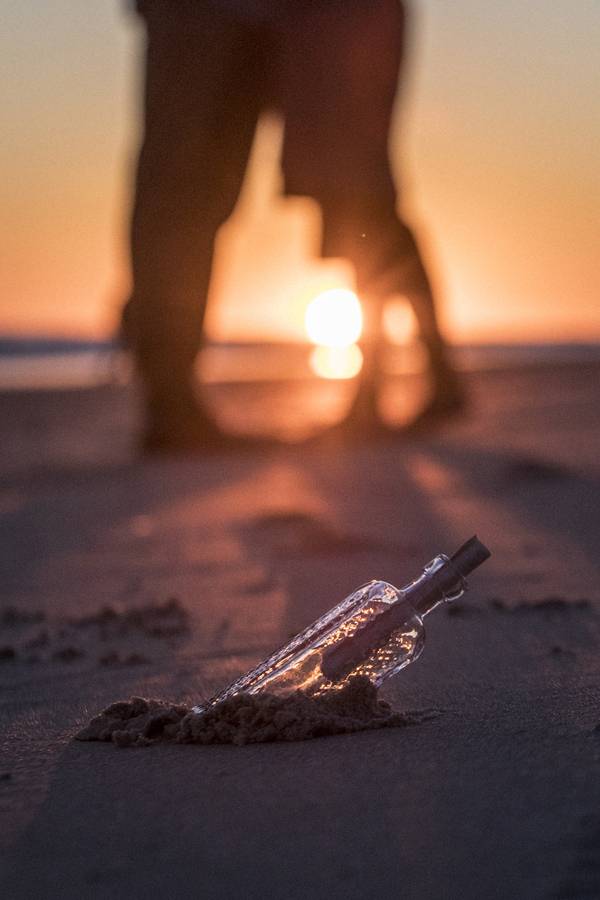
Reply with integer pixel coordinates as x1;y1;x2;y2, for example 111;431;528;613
310;344;363;380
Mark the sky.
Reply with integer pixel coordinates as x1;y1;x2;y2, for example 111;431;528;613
1;0;599;343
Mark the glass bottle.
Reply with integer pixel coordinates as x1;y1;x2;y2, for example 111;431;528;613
195;536;490;712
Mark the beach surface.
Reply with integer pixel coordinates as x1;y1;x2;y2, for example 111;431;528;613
1;363;599;899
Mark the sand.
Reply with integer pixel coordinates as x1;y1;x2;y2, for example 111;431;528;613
1;363;600;898
75;677;427;747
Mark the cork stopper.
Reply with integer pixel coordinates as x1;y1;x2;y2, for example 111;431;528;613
449;536;491;579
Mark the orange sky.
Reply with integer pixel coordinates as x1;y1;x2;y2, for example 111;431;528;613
2;1;599;343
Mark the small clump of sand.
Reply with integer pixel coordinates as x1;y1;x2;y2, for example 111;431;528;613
76;677;428;747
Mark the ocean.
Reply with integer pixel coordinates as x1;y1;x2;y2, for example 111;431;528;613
1;337;599;392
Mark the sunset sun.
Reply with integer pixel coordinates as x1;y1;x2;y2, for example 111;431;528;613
305;289;363;348
305;289;363;379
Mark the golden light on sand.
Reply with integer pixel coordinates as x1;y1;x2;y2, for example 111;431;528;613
310;344;363;380
305;289;363;348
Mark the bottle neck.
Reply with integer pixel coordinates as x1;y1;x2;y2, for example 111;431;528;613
403;555;467;617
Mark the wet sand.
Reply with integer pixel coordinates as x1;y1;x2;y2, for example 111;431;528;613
1;364;600;898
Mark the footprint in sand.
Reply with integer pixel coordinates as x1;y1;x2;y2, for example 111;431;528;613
246;511;380;558
504;454;573;483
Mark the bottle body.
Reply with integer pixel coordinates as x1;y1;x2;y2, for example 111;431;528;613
201;579;425;709
195;539;492;714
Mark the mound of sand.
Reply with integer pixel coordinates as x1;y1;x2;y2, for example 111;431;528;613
75;677;427;747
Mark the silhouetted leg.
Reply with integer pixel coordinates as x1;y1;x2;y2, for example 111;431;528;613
319;197;462;425
128;7;265;448
280;0;461;429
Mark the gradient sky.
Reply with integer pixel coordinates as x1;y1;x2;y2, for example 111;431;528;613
2;0;599;342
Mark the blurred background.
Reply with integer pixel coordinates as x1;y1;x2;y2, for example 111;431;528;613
1;0;599;413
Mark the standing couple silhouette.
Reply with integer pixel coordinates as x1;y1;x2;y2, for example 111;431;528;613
124;0;463;452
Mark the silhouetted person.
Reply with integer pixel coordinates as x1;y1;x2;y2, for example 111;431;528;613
125;0;463;451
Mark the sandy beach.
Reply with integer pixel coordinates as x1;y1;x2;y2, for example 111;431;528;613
1;362;599;898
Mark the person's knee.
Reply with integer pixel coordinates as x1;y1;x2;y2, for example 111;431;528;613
317;194;404;252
